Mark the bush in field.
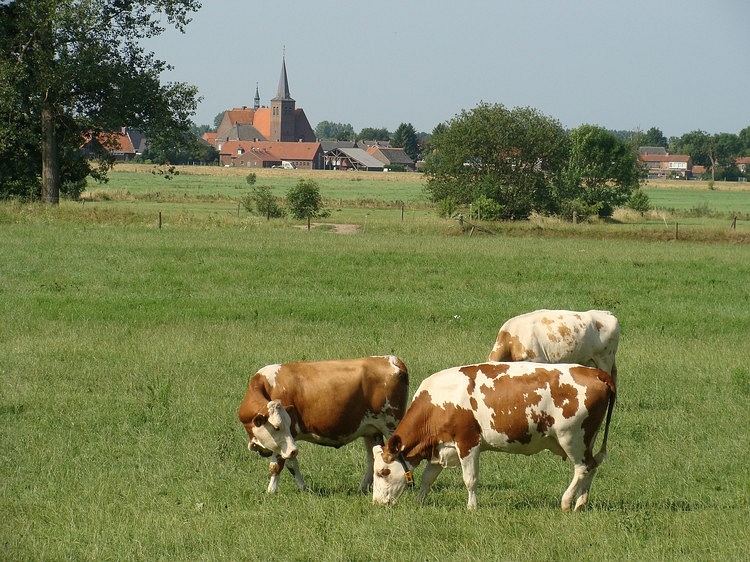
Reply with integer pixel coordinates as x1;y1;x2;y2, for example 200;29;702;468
627;189;651;215
435;196;458;218
242;184;285;218
245;173;257;186
286;179;329;228
472;194;503;221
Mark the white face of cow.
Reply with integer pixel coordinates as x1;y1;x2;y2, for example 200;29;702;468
248;400;299;460
371;445;411;506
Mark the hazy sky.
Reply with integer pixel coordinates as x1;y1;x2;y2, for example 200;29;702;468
146;0;749;138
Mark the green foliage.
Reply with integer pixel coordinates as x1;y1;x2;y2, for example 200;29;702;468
472;194;503;221
640;127;668;148
424;102;568;220
244;184;286;218
358;127;391;141
561;124;644;218
245;173;257;186
286;178;330;222
391;122;420;161
627;189;651;215
435;196;458;218
315;120;355;141
0;0;201;203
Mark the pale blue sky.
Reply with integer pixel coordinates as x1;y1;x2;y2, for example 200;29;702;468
146;0;749;138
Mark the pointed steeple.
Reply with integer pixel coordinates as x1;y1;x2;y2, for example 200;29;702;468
253;82;260;110
273;52;294;102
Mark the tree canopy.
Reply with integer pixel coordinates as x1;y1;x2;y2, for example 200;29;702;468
0;0;202;202
358;127;390;142
560;124;644;217
424;103;569;220
424;104;647;220
391;122;419;161
314;121;355;141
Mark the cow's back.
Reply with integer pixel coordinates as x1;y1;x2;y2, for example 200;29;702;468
404;362;613;457
268;355;408;444
489;309;619;374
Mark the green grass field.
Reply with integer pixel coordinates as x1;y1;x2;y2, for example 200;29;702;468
2;169;749;560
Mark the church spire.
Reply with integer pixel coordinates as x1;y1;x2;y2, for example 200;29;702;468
253;82;260;110
273;50;294;102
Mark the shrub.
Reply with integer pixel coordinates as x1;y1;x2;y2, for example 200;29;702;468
627;189;651;215
435;196;458;218
242;184;285;218
472;195;503;221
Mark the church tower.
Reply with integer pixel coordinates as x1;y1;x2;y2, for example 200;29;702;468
270;54;296;142
253;83;260;111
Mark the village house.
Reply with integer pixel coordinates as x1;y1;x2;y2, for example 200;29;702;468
638;148;692;179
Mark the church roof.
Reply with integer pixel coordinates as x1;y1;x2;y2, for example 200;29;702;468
272;56;294;102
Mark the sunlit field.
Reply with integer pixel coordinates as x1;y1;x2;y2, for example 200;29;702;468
1;167;749;560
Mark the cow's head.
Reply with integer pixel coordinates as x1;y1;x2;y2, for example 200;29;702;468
246;400;299;460
371;442;413;506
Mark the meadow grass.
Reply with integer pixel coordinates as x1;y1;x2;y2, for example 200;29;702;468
2;201;749;561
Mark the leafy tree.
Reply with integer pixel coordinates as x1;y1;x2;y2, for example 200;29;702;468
670;130;711;168
424;103;568;220
244;184;285;219
391;122;419;161
0;0;201;203
314;121;355;141
560;124;644;218
358;127;391;142
140;131;218;165
286;179;330;230
640;127;668;148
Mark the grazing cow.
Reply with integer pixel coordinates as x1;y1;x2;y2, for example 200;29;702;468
238;355;409;494
372;362;615;511
488;309;620;380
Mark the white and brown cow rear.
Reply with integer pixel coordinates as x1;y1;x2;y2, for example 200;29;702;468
372;361;616;511
238;355;409;494
488;309;620;380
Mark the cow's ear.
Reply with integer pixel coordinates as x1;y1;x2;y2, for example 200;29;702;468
252;414;267;427
386;435;402;455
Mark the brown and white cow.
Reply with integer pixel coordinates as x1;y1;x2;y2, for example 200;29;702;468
372;362;615;511
488;309;620;381
238;355;409;494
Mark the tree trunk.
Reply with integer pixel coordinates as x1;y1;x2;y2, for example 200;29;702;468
41;100;60;204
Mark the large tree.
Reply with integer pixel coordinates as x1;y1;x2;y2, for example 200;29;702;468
424;103;568;220
560;124;644;218
0;0;201;203
314;120;355;141
391;122;419;161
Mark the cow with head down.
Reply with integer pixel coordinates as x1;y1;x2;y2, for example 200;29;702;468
488;309;620;381
238;355;409;494
372;361;616;511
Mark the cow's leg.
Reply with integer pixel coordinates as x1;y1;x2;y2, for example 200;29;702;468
360;435;377;493
267;456;286;494
284;456;306;491
561;462;597;512
418;463;443;504
459;449;481;510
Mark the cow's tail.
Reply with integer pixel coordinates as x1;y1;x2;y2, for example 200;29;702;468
594;376;616;466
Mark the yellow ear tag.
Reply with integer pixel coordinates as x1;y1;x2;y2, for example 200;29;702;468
405;471;414;484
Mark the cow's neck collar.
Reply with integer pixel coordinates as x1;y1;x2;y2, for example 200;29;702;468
396;453;414;488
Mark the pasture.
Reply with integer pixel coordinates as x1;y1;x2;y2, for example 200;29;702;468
1;169;749;561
